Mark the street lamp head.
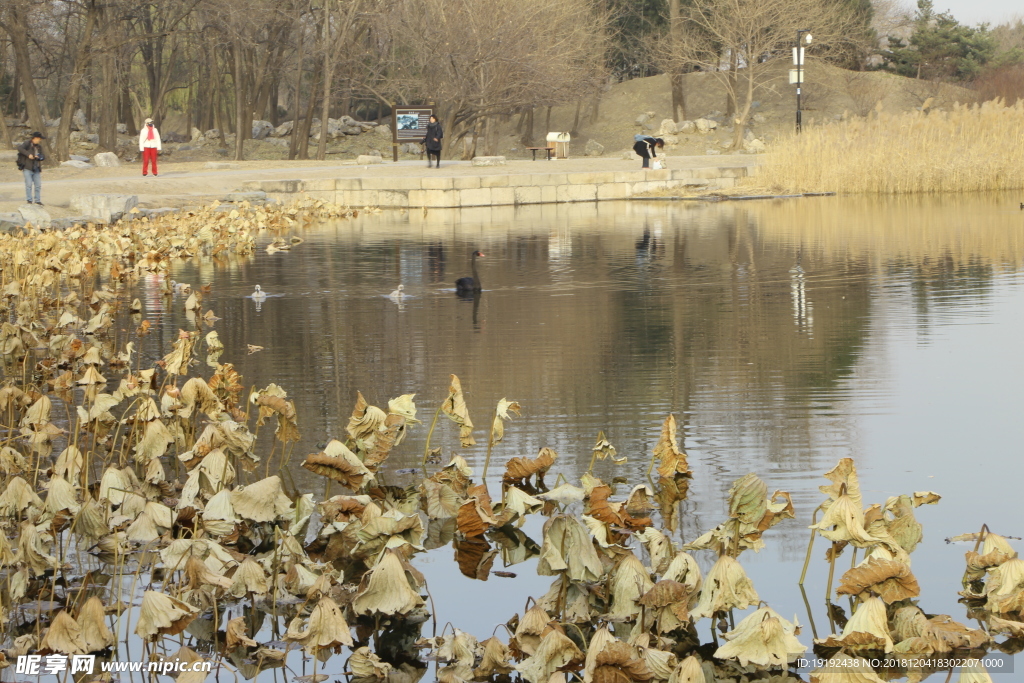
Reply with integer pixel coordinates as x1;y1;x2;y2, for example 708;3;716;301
805;33;813;45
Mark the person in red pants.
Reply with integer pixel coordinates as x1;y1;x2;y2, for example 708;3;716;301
139;118;162;176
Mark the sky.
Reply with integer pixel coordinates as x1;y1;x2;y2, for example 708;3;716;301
928;0;1019;26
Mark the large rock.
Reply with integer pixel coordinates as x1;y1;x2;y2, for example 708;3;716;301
190;127;203;142
69;194;138;223
374;124;392;140
92;152;120;167
116;123;128;134
61;159;93;169
205;162;238;169
471;155;506;166
0;213;25;234
584;139;605;156
204;129;220;140
272;121;293;137
399;142;422;154
635;112;655;126
71;131;99;144
356;155;383;165
70;154;90;162
678;120;696;134
72;109;87;131
743;138;767;153
252;120;274;140
18;204;52;227
661;135;679;146
658;119;678;135
694;118;717;133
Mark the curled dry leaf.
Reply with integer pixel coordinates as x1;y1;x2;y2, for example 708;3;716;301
351;549;425;616
504;447;557;485
226;616;257;649
230;475;293;523
837;557;920;603
652;414;690;478
283;596;353;654
714;605;806;668
491;398;521;444
302;439;374;490
441;374;475;447
351;646;394;679
475;637;513;677
135;591;198;640
815;596;893;654
690;555;759;621
515;630;584;683
38;611;87;655
536;514;604;583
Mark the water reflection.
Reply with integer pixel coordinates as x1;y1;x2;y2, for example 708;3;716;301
156;194;1024;653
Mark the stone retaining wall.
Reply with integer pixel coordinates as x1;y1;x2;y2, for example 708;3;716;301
241;165;753;208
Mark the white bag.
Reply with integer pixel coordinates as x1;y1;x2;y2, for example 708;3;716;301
651;159;664;170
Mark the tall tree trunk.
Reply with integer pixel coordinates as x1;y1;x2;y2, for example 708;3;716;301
316;22;334;161
520;107;534;147
298;64;321;160
121;81;138;135
232;39;246;160
97;50;117;150
570;100;582;136
725;50;738;118
269;81;279;126
288;19;305;160
669;0;686;121
55;1;98;161
6;2;51;162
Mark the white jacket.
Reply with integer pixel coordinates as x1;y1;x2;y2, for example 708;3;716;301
139;126;162;151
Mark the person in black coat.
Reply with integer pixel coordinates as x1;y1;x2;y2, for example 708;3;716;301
16;131;46;205
422;115;443;168
633;136;664;169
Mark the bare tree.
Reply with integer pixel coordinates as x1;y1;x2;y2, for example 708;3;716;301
662;0;868;148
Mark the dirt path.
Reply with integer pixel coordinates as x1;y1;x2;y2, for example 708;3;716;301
0;155;755;218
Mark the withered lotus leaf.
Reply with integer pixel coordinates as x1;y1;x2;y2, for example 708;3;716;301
420;479;464;519
225;616;257;650
987;615;1024;638
815;597;893;654
983;558;1024;613
515;630;584;683
437;629;480;666
283;596;353;654
0;475;43;517
351;549;425;616
666;655;704;683
592;430;624;463
456;485;498;537
346;391;387;445
537;483;586;506
653;414;690;478
607;553;654;621
591;640;654;683
586;483;652;531
957;663;995;683
837;557;920;603
491;397;521;444
251;384;300;443
475;637;513;677
536;515;604;582
44;477;81;519
302;439;374;489
229;558;270;598
690;555;759;621
38;611;88;655
351;646;394;679
503;447;556;485
714;605;806;668
230;475;294;523
639;580;692;633
809;653;887;683
441;374;475;447
135;591;198;640
77;596;114;652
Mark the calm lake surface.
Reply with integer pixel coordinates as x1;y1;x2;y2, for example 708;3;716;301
155;194;1024;677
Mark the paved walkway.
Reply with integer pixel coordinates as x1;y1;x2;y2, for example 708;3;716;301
0;155;757;217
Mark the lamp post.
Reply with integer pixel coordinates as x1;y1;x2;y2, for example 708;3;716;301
794;30;812;133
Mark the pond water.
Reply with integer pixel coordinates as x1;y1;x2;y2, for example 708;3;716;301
64;195;1024;679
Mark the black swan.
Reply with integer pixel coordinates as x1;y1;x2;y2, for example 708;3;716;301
455;251;485;293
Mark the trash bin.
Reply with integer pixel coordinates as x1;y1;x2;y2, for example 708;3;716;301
546;132;570;159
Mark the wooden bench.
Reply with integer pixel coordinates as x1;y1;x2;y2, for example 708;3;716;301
526;146;555;161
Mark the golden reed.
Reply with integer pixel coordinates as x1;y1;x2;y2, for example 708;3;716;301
755;100;1024;194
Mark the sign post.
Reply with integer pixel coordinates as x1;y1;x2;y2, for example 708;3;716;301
393;106;435;162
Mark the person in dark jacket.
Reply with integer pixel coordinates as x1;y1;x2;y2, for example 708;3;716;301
633;136;664;169
422;115;443;168
17;131;46;205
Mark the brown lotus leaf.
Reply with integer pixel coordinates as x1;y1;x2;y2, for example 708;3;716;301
73;596;113;653
639;580;692;632
230;475;294;523
655;475;689;533
252;388;300;442
427;455;474;497
363;413;407;471
455;536;497;580
162;331;195;375
504;447;556;484
475;636;513;677
0;475;44;517
653;414;690;478
591;430;623;464
207;363;244;404
837;557;920;603
38;611;88;655
666;656;704;683
987;615;1024;638
592;641;654;683
883;495;924;553
226;616;257;650
729;473;768;524
513;604;559;656
302;439;374;489
179;376;223;419
585;483;652;531
183;556;233;591
819;458;863;506
437;629;480;667
636;527;674;574
441;374;475;447
515;630;584;683
319;494;370;522
346;391;387;444
283;596;353;654
135;591;197;640
351;646;394;679
984;558;1024;613
456;484;497;537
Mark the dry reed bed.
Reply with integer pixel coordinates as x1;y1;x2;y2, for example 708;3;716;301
756;101;1024;194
